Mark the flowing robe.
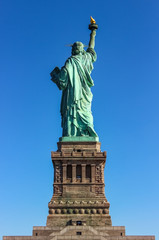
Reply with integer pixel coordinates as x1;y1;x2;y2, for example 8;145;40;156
53;48;97;137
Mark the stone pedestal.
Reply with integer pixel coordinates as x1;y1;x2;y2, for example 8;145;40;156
47;141;111;227
3;141;155;240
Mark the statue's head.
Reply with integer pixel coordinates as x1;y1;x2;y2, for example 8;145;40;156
71;42;84;56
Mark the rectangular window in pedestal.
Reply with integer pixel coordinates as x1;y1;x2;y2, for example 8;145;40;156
86;165;91;179
67;165;72;179
76;165;82;179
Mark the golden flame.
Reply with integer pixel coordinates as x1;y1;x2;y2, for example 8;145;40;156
90;16;96;24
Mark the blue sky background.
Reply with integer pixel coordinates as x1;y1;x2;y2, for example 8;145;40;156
0;0;159;239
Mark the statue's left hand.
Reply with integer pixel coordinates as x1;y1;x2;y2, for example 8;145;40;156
50;67;60;78
54;67;60;74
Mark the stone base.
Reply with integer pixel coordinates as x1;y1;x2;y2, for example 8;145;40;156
3;141;155;240
3;225;155;240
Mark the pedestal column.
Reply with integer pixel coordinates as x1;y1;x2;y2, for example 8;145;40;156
91;164;96;183
72;164;76;183
62;164;67;183
81;164;86;183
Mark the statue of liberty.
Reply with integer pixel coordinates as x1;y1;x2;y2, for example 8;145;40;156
50;17;99;141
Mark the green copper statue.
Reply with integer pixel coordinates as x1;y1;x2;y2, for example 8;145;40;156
50;17;99;141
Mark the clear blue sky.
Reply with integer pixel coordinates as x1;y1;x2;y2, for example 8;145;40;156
0;0;158;239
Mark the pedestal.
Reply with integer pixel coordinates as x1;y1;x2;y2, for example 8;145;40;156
3;141;155;240
47;141;112;227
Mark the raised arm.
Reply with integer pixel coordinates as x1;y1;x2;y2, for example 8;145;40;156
88;16;98;49
88;29;96;49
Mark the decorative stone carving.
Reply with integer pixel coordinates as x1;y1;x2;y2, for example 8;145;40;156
79;209;84;214
61;209;67;214
88;200;94;204
81;200;87;205
103;209;108;214
55;209;61;214
85;209;90;214
95;186;103;194
91;209;96;214
97;209;102;214
55;164;62;183
95;164;103;183
67;201;73;204
54;185;62;195
73;209;78;214
67;209;73;214
49;209;54;214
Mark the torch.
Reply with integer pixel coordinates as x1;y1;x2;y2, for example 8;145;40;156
88;16;98;31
